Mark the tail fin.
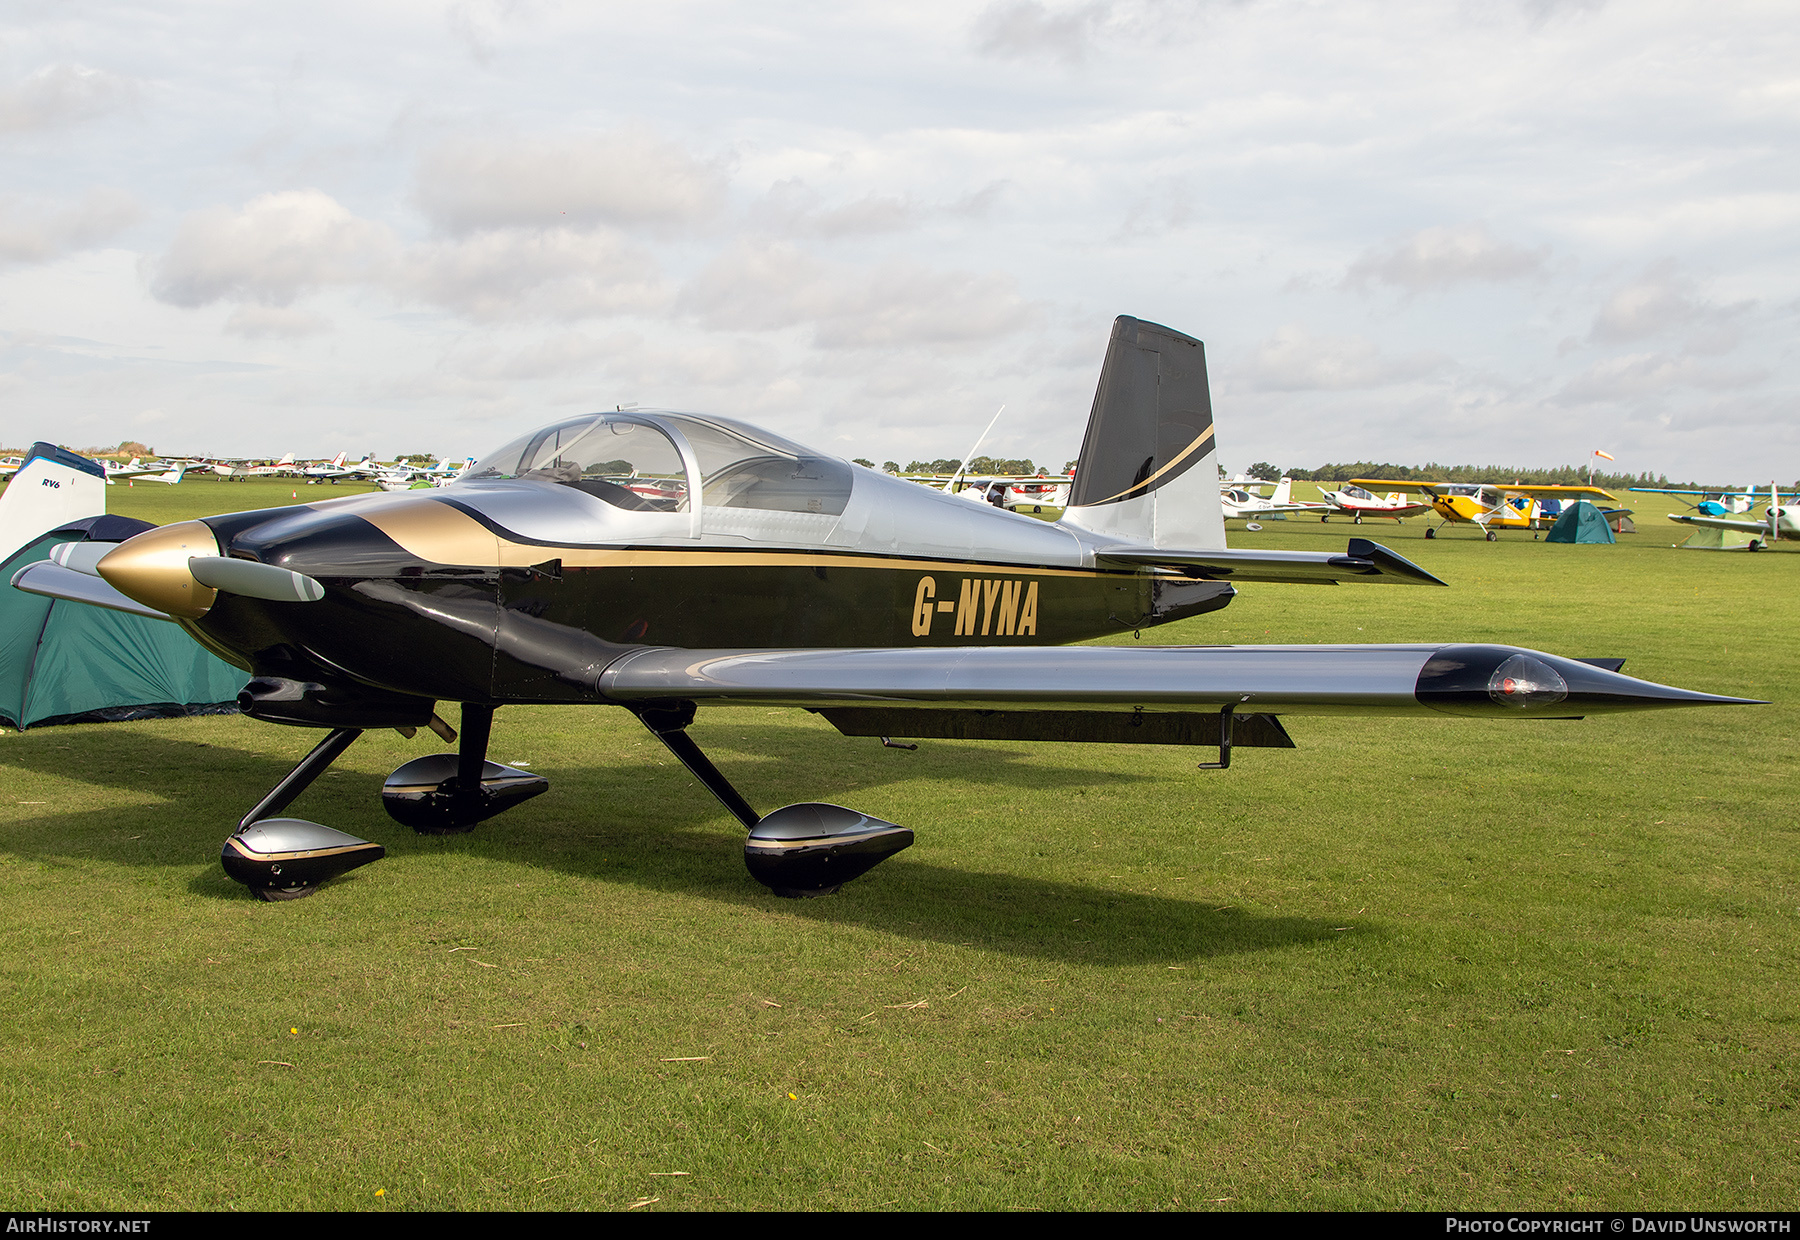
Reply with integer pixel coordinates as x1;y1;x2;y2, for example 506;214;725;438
0;443;106;560
1272;477;1293;505
1060;316;1225;549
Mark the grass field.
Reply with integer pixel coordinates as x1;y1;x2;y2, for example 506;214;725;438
0;475;1794;1210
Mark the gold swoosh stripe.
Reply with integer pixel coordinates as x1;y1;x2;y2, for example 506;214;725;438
354;497;1113;577
1084;424;1216;507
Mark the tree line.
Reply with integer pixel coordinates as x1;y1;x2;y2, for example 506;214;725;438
1240;461;1712;490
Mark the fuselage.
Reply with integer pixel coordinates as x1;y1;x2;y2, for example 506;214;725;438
1319;485;1428;520
132;412;1234;708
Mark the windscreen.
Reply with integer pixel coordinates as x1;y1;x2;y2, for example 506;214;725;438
456;415;690;512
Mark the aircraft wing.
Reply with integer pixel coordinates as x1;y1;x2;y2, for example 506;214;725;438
1095;538;1446;586
1668;514;1773;535
1499;484;1618;499
1347;479;1618;502
1231;502;1334;515
1349;478;1440;493
596;642;1755;721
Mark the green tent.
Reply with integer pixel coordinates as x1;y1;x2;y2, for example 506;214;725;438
1544;500;1616;545
2;518;249;731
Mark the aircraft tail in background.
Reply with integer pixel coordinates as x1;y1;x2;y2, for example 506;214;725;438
0;443;107;559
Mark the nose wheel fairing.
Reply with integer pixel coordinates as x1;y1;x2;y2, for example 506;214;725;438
222;819;386;902
380;754;548;833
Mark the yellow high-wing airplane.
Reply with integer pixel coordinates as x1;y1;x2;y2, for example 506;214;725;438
1348;479;1625;541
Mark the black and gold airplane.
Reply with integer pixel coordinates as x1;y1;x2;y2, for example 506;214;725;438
13;317;1758;900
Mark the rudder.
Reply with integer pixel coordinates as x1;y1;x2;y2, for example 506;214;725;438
1061;316;1226;550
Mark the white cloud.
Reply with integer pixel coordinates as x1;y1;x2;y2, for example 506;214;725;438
968;0;1216;66
680;240;1037;349
0;64;136;133
412;130;727;236
1344;225;1549;294
1588;260;1751;344
971;1;1108;67
0;189;140;267
1242;325;1446;391
1555;351;1766;404
149;190;395;308
749;179;925;238
222;306;333;339
396;227;669;321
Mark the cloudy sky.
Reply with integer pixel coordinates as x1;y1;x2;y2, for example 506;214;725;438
1;0;1794;481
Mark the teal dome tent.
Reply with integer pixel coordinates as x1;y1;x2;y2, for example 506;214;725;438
1544;499;1617;545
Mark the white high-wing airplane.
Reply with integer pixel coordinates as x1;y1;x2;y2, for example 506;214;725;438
208;453;298;479
1667;486;1798;549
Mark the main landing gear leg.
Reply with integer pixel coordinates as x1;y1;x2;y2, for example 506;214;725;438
381;702;547;834
629;700;913;899
220;727;386;901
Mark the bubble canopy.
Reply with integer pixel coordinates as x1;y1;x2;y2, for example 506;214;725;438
455;412;853;517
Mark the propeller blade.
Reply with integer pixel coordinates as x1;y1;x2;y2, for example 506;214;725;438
187;556;325;603
48;541;112;575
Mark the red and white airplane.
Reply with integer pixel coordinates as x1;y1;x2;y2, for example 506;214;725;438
1316;483;1432;524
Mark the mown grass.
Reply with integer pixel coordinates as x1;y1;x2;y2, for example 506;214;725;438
0;475;1793;1210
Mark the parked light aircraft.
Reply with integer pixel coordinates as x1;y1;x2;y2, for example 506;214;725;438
207;453;298;480
129;463;187;486
1665;486;1797;549
101;458;166;484
1220;477;1330;524
1630;485;1759;518
1317;484;1432;524
301;452;377;482
11;317;1755;902
1350;479;1626;540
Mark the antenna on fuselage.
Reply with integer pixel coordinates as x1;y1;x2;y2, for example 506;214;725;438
946;404;1006;495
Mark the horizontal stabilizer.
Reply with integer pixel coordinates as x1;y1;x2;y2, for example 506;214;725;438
1096;537;1446;586
10;560;175;621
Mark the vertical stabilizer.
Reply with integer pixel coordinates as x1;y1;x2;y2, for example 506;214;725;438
1061;316;1226;550
0;443;107;560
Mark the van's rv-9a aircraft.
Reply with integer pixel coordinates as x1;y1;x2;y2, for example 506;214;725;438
12;317;1758;901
